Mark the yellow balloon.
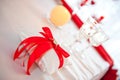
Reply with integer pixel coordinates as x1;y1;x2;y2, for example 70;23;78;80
50;5;71;26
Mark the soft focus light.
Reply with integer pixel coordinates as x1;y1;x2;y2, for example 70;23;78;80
50;5;71;26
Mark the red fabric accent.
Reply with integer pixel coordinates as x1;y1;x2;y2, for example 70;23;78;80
94;45;113;66
61;0;83;28
61;0;116;79
61;0;73;14
91;0;95;5
92;16;104;23
72;14;84;28
80;0;88;6
13;27;70;75
97;16;104;23
101;67;118;80
14;37;47;60
61;0;113;66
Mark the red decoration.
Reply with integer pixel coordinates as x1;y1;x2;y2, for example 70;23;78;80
92;16;104;23
97;16;104;23
91;0;95;5
61;0;117;79
61;0;113;65
101;67;118;80
80;0;89;6
61;0;73;14
13;27;70;75
94;45;113;66
72;14;84;28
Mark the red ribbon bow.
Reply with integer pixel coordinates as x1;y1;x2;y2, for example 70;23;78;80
13;27;70;75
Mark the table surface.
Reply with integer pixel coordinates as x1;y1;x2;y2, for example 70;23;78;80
0;0;120;80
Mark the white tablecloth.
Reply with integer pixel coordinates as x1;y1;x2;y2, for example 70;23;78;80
0;0;120;80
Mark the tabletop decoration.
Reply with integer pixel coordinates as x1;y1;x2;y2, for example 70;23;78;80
13;27;70;75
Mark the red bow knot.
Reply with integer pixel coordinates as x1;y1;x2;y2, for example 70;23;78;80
13;27;70;75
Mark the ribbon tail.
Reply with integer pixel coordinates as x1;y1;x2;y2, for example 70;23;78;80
54;47;64;68
26;42;52;75
57;45;70;58
55;45;70;68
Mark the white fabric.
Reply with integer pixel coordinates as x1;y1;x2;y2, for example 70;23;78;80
0;0;120;80
20;32;60;75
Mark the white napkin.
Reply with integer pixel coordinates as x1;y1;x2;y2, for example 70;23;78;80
19;32;60;74
60;36;109;80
